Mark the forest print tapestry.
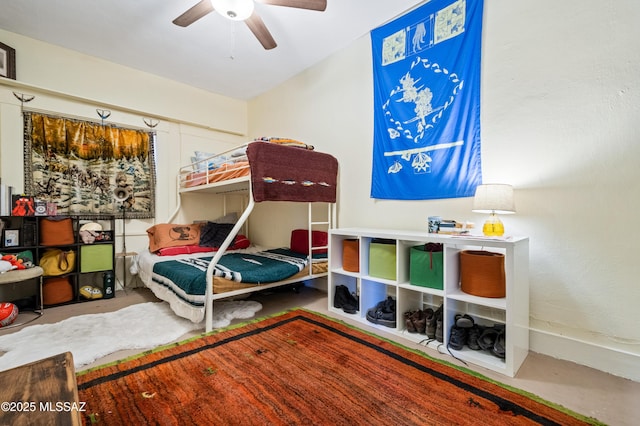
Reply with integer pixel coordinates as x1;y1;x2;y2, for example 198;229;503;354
23;111;156;219
370;0;483;200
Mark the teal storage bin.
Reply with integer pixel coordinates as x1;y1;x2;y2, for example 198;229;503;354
409;244;443;290
369;240;396;280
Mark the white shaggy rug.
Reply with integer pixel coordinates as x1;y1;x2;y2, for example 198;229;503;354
0;300;262;372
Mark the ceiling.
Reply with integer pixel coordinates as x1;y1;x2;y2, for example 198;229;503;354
0;0;424;100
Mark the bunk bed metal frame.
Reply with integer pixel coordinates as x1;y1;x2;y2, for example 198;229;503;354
167;144;335;332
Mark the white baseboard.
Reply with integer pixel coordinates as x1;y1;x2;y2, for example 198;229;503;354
530;328;640;382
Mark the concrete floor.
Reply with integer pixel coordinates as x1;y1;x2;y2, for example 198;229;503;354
3;285;638;425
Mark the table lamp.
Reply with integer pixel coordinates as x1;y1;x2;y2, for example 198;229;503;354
472;184;515;236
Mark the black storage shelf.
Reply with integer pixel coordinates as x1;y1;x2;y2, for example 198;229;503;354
0;215;115;307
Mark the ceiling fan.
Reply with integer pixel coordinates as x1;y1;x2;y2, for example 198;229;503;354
173;0;327;50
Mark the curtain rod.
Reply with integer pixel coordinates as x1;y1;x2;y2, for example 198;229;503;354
21;106;154;133
0;77;244;136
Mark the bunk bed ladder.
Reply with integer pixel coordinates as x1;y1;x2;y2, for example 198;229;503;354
307;203;332;265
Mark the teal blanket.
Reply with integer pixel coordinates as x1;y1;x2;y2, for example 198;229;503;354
151;249;309;300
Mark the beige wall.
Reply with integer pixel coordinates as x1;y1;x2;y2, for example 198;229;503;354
248;1;640;381
0;29;249;287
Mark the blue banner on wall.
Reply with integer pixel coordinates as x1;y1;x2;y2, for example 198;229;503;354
370;0;483;200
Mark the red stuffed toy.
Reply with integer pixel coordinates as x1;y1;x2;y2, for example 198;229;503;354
1;254;26;270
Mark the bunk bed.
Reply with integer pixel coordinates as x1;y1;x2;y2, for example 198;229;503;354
135;141;338;332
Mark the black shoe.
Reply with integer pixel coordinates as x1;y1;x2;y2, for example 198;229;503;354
333;285;348;308
366;297;396;328
454;313;474;328
466;324;484;350
383;296;396;314
334;285;358;314
366;308;396;327
344;290;359;314
493;328;506;358
477;324;505;356
448;325;467;350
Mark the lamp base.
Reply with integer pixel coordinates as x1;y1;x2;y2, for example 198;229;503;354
482;213;504;237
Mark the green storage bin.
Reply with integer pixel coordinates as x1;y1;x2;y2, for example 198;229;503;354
409;244;443;290
80;244;113;272
369;240;396;280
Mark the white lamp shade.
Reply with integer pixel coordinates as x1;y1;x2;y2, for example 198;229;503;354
212;0;255;21
472;184;516;214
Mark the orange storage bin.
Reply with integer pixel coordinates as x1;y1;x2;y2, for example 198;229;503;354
342;239;359;272
43;277;74;305
459;250;505;298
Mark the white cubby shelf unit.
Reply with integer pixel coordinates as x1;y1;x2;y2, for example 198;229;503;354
328;228;530;377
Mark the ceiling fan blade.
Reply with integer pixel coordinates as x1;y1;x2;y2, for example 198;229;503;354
173;0;215;27
255;0;327;12
245;11;277;50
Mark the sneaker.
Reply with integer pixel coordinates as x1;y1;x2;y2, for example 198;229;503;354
454;313;474;328
434;306;444;342
383;296;396;314
466;324;484;350
366;308;396;327
477;324;505;355
366;297;396;328
492;328;506;359
448;325;467;350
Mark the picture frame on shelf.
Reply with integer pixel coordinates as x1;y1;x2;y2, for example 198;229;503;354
34;199;47;216
0;42;16;80
46;202;58;216
4;229;20;247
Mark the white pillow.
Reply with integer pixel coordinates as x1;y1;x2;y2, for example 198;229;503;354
194;151;228;172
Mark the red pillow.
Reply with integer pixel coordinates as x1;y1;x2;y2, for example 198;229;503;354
233;234;251;249
290;229;328;255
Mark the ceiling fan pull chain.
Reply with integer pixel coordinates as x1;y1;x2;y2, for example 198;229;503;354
228;20;236;60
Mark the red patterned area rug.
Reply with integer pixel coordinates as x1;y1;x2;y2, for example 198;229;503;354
77;309;601;425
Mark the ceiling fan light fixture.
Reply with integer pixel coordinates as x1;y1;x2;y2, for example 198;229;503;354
212;0;255;21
